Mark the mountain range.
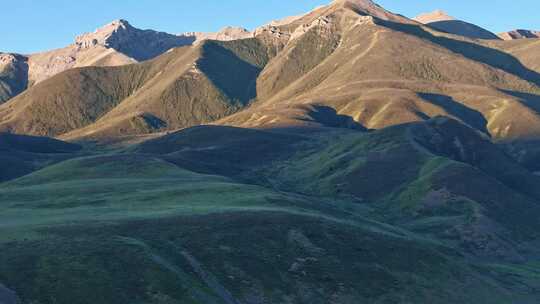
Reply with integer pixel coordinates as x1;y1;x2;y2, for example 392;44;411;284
2;0;540;303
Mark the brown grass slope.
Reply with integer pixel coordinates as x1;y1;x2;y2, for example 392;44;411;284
218;2;540;142
488;38;540;74
4;0;540;144
62;38;273;141
0;38;274;140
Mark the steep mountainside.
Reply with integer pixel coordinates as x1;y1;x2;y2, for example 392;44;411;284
3;0;540;144
414;10;500;40
0;38;274;139
0;20;256;104
219;2;540;142
24;20;196;86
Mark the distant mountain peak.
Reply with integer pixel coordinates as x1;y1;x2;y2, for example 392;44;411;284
72;19;195;61
414;10;455;24
499;29;540;40
413;10;499;40
108;19;131;27
75;19;137;49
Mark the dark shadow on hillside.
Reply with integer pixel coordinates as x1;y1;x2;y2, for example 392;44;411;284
112;34;196;61
0;133;81;154
198;41;262;106
301;105;367;131
378;20;540;87
136;125;310;178
427;20;499;40
499;89;540;114
418;93;489;136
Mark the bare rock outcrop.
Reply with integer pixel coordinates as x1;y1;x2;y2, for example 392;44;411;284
0;53;28;103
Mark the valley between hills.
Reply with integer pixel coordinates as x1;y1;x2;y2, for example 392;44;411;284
2;0;540;303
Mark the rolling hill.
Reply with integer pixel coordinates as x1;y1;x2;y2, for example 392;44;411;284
2;0;540;303
0;133;81;182
2;118;540;303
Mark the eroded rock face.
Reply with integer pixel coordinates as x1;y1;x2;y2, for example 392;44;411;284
0;53;28;103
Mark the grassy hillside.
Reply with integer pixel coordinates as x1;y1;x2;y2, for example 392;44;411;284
0;133;81;182
2;120;540;303
3;2;540;302
219;6;540;144
0;136;529;302
2;2;540;145
0;38;274;140
261;118;540;259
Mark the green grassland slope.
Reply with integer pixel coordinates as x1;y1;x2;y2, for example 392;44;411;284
1;118;540;303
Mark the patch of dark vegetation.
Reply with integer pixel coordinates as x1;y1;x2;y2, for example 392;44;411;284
301;105;367;130
0;133;81;182
135;125;307;177
412;117;540;200
199;40;268;106
418;93;489;135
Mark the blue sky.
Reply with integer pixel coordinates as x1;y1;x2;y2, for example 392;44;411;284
2;0;538;54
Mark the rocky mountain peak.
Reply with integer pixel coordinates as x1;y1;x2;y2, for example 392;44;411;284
331;0;412;23
73;19;194;61
74;19;136;49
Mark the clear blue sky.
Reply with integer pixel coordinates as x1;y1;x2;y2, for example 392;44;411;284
2;0;538;54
